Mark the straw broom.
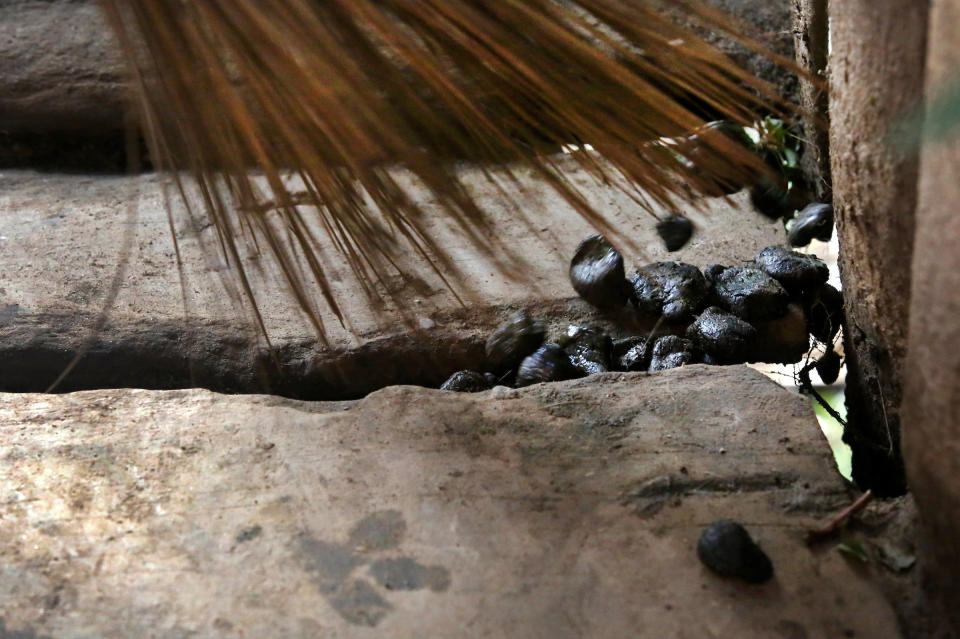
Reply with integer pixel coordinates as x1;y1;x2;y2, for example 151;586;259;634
99;0;802;342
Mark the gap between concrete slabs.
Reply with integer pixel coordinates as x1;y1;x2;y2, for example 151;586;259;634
0;168;783;397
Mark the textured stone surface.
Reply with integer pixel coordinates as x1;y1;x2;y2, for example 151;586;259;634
0;169;784;398
902;0;960;632
829;0;929;495
0;366;902;638
0;1;795;136
0;1;124;133
791;0;831;199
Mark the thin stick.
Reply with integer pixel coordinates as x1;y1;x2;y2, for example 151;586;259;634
805;489;874;545
798;356;847;427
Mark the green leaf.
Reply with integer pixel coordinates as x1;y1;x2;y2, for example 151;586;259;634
783;147;798;168
837;539;870;563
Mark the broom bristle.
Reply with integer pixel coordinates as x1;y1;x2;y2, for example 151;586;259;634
100;0;801;342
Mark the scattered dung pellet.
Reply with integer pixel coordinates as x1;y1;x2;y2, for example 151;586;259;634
649;335;698;371
440;371;492;393
686;306;757;364
569;235;630;308
703;264;727;284
806;283;844;344
562;325;613;376
750;176;794;220
656;215;694;252
697;519;773;584
754;246;829;294
750;303;810;365
485;311;546;371
713;266;790;322
788;203;834;247
815;350;842;385
516;344;578;387
630;262;709;321
613;336;651;372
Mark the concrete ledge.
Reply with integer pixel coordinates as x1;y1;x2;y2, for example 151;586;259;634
0;366;902;637
0;168;784;396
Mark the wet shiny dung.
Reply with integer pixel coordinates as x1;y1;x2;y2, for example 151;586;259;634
613;336;651;372
516;344;578;387
754;246;829;293
485;311;547;371
788;203;833;247
713;267;789;322
630;262;708;321
569;235;629;308
440;370;492;392
649;335;699;371
562;325;612;376
686;306;757;364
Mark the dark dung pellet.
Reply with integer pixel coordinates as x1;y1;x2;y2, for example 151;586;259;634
439;371;492;393
750;177;794;220
806;283;844;344
485;311;546;371
788;203;834;247
686;306;757;364
630;261;709;321
656;215;694;252
613;336;651;372
815;350;842;385
649;335;698;372
569;235;630;308
697;519;773;584
754;246;829;294
562;325;613;376
516;344;578;387
713;266;789;322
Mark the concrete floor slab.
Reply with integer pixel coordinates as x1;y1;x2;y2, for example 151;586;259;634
0;366;902;638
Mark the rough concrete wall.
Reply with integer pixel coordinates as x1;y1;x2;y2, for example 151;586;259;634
792;0;830;199
828;0;930;496
902;0;960;632
694;0;798;105
0;0;124;132
0;0;796;136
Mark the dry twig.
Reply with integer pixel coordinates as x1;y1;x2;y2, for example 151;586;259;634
806;489;874;545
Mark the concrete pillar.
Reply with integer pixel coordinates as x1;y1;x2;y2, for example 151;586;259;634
902;0;960;629
792;0;830;199
828;0;930;496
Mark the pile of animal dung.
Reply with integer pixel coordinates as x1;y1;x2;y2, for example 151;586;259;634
439;238;842;392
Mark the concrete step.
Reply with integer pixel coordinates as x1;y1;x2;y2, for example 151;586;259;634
0;168;783;398
0;366;904;638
